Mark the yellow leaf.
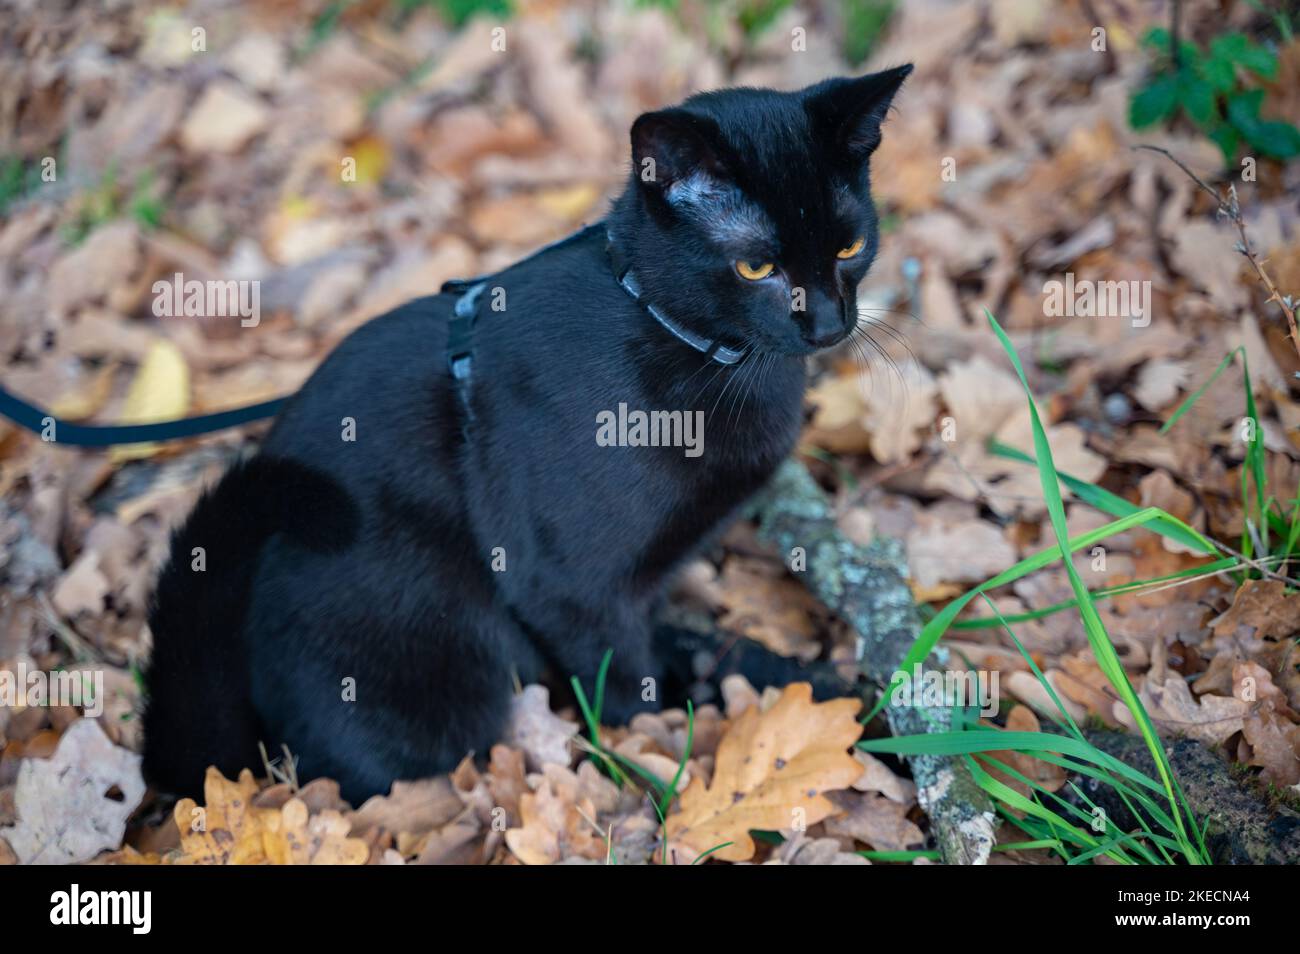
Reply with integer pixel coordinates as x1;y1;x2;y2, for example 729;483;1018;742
169;767;368;865
534;183;600;222
348;136;389;186
663;683;863;863
171;768;263;865
110;340;190;463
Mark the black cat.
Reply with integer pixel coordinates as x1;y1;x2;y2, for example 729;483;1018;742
142;66;912;803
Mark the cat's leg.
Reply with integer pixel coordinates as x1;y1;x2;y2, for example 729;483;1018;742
516;591;663;724
652;612;855;707
244;542;537;803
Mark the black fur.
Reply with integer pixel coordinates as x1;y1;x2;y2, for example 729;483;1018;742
142;68;911;803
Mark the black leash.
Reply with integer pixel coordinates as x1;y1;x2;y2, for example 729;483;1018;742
0;221;746;449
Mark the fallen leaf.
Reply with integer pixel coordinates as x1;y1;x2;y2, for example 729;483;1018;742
906;507;1017;588
504;684;578;772
716;556;823;661
1133;358;1188;412
347;776;464;838
1211;581;1300;641
773;831;870;864
171;766;367;864
663;683;862;864
110;340;191;463
822;790;924;851
504;768;604;865
179;81;270;153
0;719;145;864
1119;639;1248;746
981;704;1067;797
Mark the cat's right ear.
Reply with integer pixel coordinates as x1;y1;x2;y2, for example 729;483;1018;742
630;109;729;197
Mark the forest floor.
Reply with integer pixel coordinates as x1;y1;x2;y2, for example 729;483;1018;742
1;0;1298;865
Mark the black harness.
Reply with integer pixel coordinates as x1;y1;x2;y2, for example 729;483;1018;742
440;223;748;426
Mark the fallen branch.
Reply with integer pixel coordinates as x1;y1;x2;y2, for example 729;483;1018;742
750;459;998;865
1074;729;1300;864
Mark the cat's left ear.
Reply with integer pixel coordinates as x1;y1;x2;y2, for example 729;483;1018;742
805;65;914;161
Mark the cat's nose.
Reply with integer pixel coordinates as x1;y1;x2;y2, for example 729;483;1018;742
799;290;848;348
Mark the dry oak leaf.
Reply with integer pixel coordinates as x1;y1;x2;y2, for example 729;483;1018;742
261;799;369;865
851;750;916;805
1118;640;1248;747
347;776;464;838
171;767;367;865
1241;706;1300;787
663;682;863;864
1211;581;1300;641
505;684;578;772
0;718;145;864
822;790;924;852
716;556;823;662
504;769;604;865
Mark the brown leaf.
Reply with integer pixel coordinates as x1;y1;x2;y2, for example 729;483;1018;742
906;506;1017;588
504;684;578;772
1120;640;1248;746
1212;581;1300;641
822;790;924;852
0;719;145;864
663;683;863;863
851;750;916;805
504;768;604;865
716;557;823;661
347;776;464;838
171;767;367;865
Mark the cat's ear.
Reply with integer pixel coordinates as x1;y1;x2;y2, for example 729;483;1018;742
806;65;913;161
630;108;730;196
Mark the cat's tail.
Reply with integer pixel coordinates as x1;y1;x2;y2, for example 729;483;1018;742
141;455;358;797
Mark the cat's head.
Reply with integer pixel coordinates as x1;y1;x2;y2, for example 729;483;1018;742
615;66;912;358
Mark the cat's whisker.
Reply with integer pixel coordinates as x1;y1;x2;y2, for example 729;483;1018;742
728;349;765;432
690;353;737;412
707;359;747;427
848;323;911;410
854;311;916;353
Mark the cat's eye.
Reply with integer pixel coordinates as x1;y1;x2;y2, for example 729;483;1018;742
735;260;774;281
837;237;866;259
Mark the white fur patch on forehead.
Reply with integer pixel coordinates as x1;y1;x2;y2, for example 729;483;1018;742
665;171;775;248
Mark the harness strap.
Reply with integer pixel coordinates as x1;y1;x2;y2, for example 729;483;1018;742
444;279;487;434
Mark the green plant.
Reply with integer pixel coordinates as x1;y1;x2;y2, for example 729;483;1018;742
841;0;895;67
864;310;1216;864
1129;26;1300;163
62;166;166;245
0;155;39;217
396;0;512;27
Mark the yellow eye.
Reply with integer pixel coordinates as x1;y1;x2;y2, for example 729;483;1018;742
837;236;866;259
736;260;774;280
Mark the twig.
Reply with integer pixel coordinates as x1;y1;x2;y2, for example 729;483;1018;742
1135;144;1300;364
752;459;998;865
